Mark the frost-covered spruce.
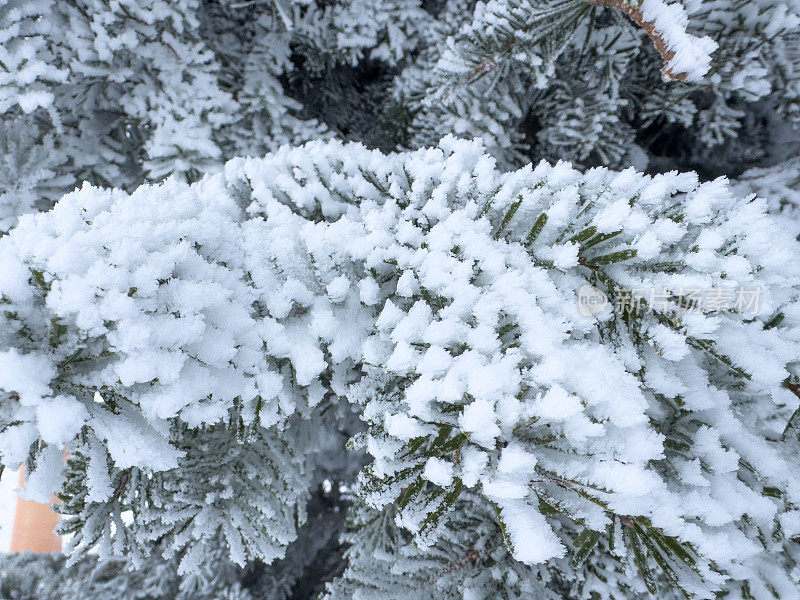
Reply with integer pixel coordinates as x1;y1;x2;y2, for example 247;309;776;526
0;537;252;600
0;0;234;185
0;0;329;227
0;138;799;599
391;0;800;169
735;157;800;242
55;413;315;573
3;0;798;235
0;117;70;234
325;493;562;600
0;0;433;228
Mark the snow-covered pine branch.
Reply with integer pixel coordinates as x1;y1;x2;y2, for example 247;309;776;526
1;0;798;220
589;0;717;82
434;0;714;90
0;0;329;222
0;534;252;600
392;0;800;169
734;157;800;242
1;137;798;599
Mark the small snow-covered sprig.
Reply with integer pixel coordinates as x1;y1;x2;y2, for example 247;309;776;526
589;0;717;82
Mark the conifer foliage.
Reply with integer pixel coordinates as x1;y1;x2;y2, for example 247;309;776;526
0;1;799;600
1;137;799;599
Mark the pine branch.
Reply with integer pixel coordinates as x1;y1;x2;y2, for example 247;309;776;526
589;0;715;82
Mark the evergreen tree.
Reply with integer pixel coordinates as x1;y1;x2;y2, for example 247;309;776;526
388;0;800;170
0;0;329;217
1;137;798;599
1;2;799;599
734;156;800;241
0;540;252;600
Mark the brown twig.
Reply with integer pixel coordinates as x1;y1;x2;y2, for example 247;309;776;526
589;0;688;81
578;256;599;271
783;379;800;400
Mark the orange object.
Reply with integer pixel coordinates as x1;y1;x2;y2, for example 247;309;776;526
9;469;61;553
